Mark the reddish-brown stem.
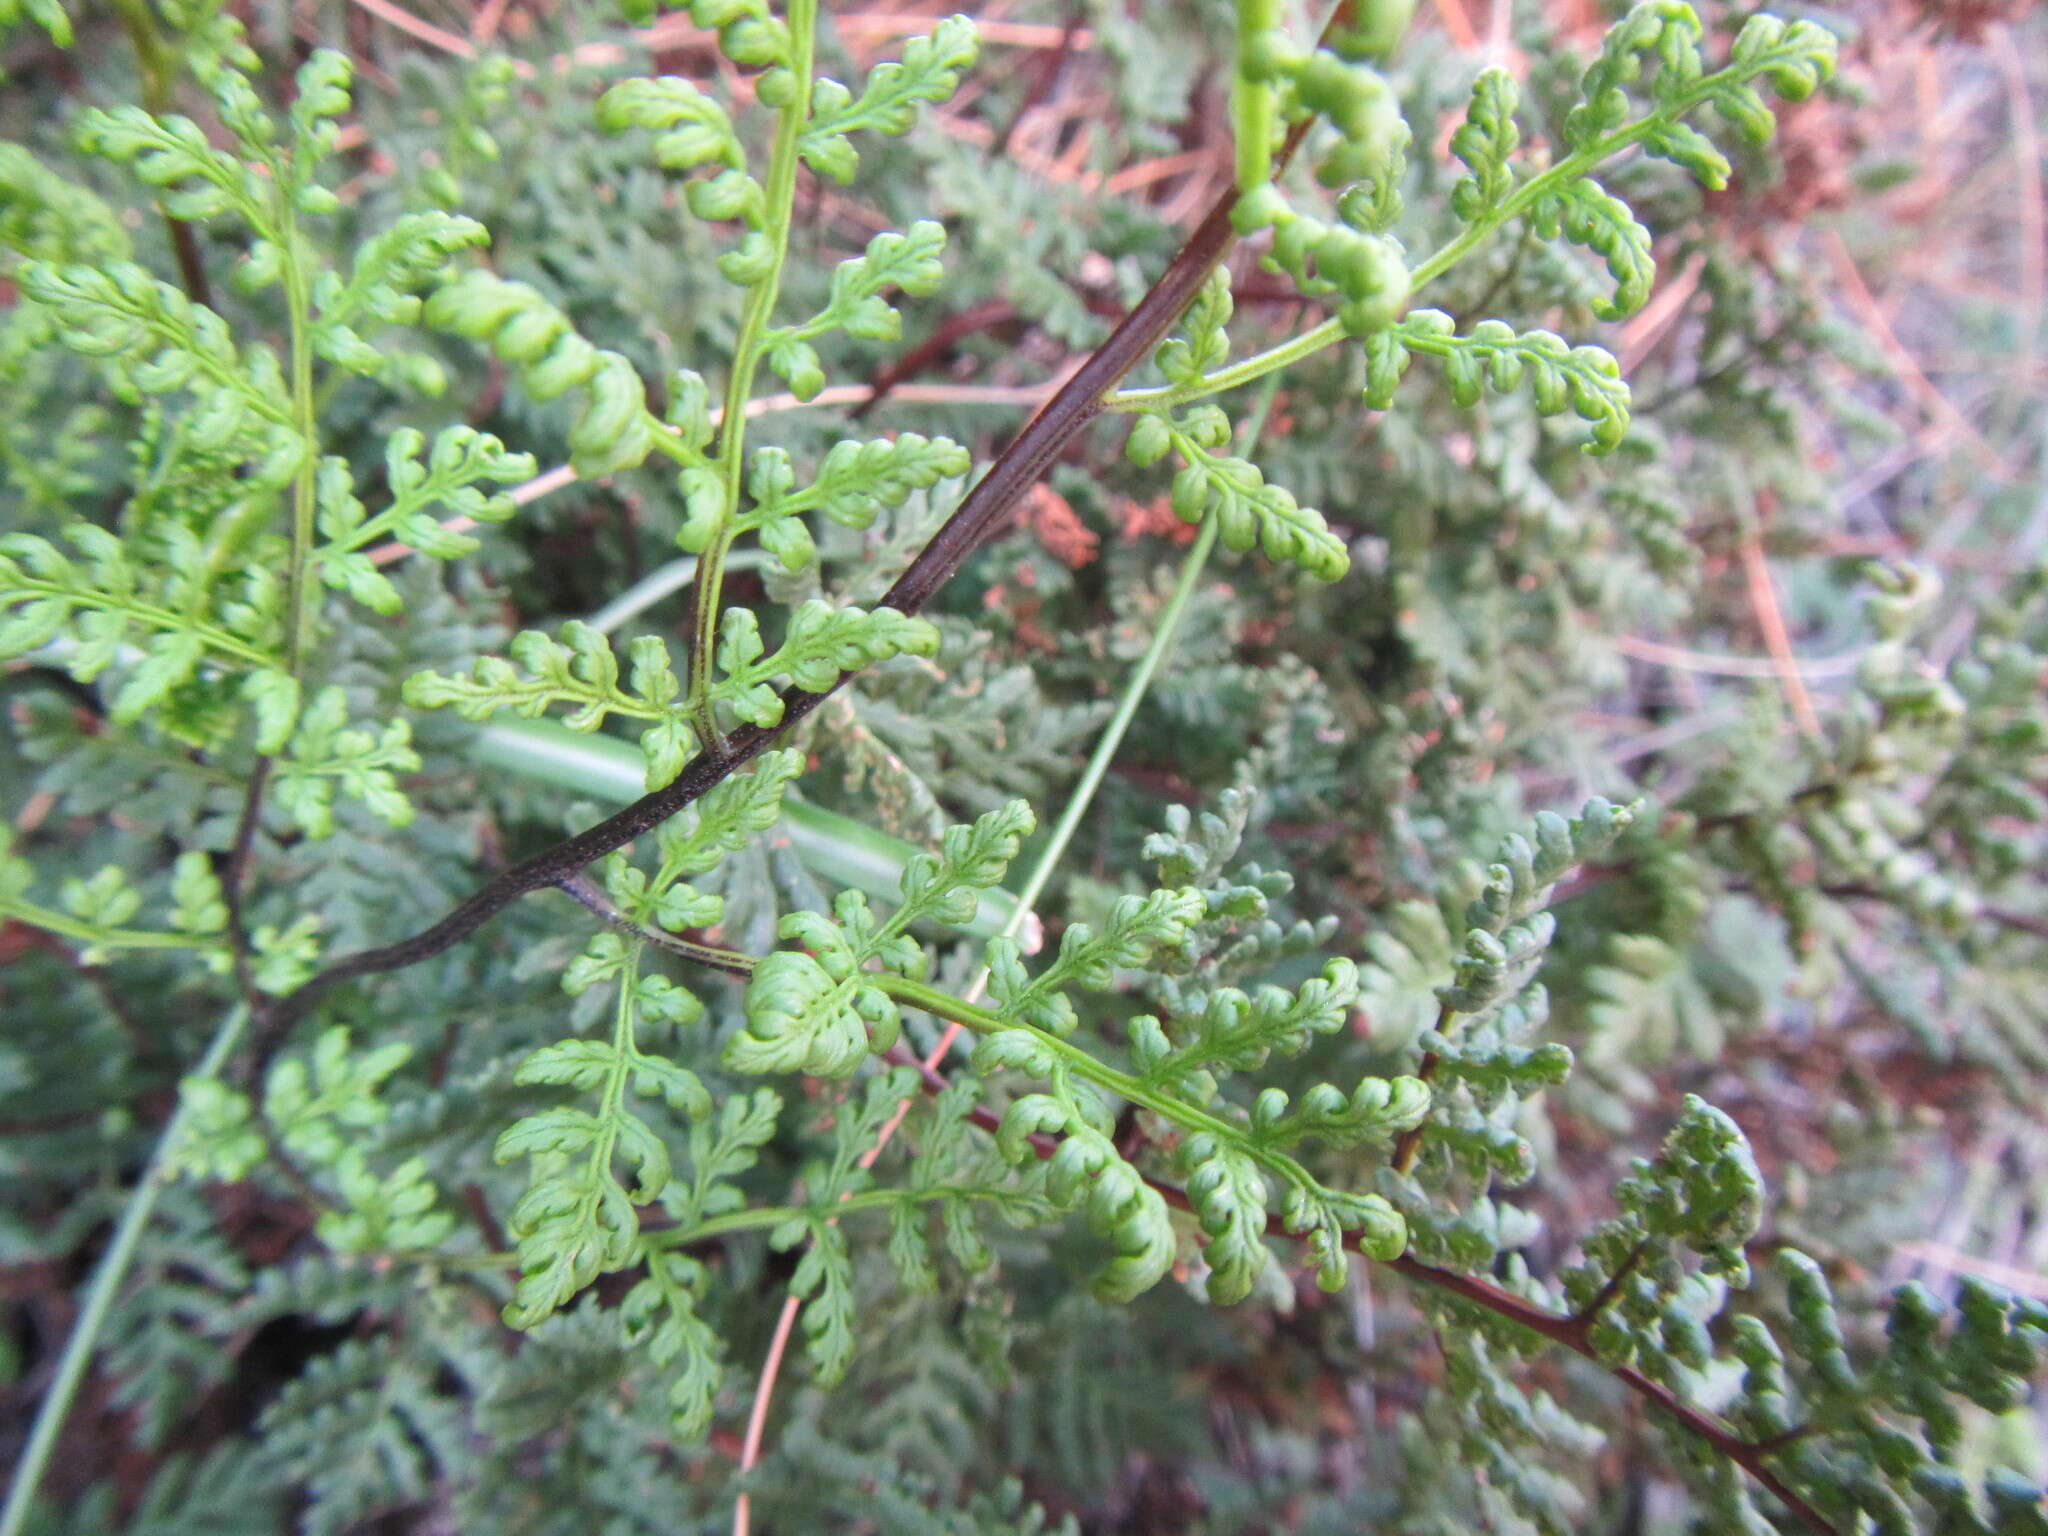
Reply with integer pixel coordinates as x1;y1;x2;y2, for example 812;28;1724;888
1391;1000;1462;1174
1388;1048;1440;1175
847;298;1018;420
1378;1253;1832;1535
877;1016;1836;1535
166;221;212;309
1563;1236;1648;1341
1985;904;2048;940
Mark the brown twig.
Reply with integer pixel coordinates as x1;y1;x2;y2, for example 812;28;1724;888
1389;1013;1451;1176
1983;905;2048;941
1821;229;2006;476
258;111;1300;1061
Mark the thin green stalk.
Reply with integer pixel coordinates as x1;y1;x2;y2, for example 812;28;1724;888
1004;379;1282;922
279;211;321;676
0;1005;249;1536
0;900;225;952
586;947;641;1218
686;2;820;743
1014;527;1227;910
876;972;1326;1197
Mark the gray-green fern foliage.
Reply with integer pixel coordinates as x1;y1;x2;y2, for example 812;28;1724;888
3;0;2046;1532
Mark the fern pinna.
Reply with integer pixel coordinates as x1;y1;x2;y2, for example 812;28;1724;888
2;1;2045;1533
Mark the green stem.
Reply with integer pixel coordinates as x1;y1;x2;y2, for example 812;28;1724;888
586;946;642;1221
638;409;704;469
0;900;227;953
1013;508;1219;910
876;972;1326;1196
1006;380;1281;922
1105;82;1750;413
279;210;321;675
686;3;820;744
0;1005;249;1536
11;600;274;671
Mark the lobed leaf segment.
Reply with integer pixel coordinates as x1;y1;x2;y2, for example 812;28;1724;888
726;796;1438;1304
1112;0;1837;477
0;43;531;841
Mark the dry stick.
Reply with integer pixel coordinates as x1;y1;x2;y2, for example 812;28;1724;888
827;13;1099;49
347;0;1101;78
1615;251;1704;375
1430;0;1482;53
1611;633;1864;680
471;0;512;49
1738;509;1824;741
349;0;477;58
848;297;1019;419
